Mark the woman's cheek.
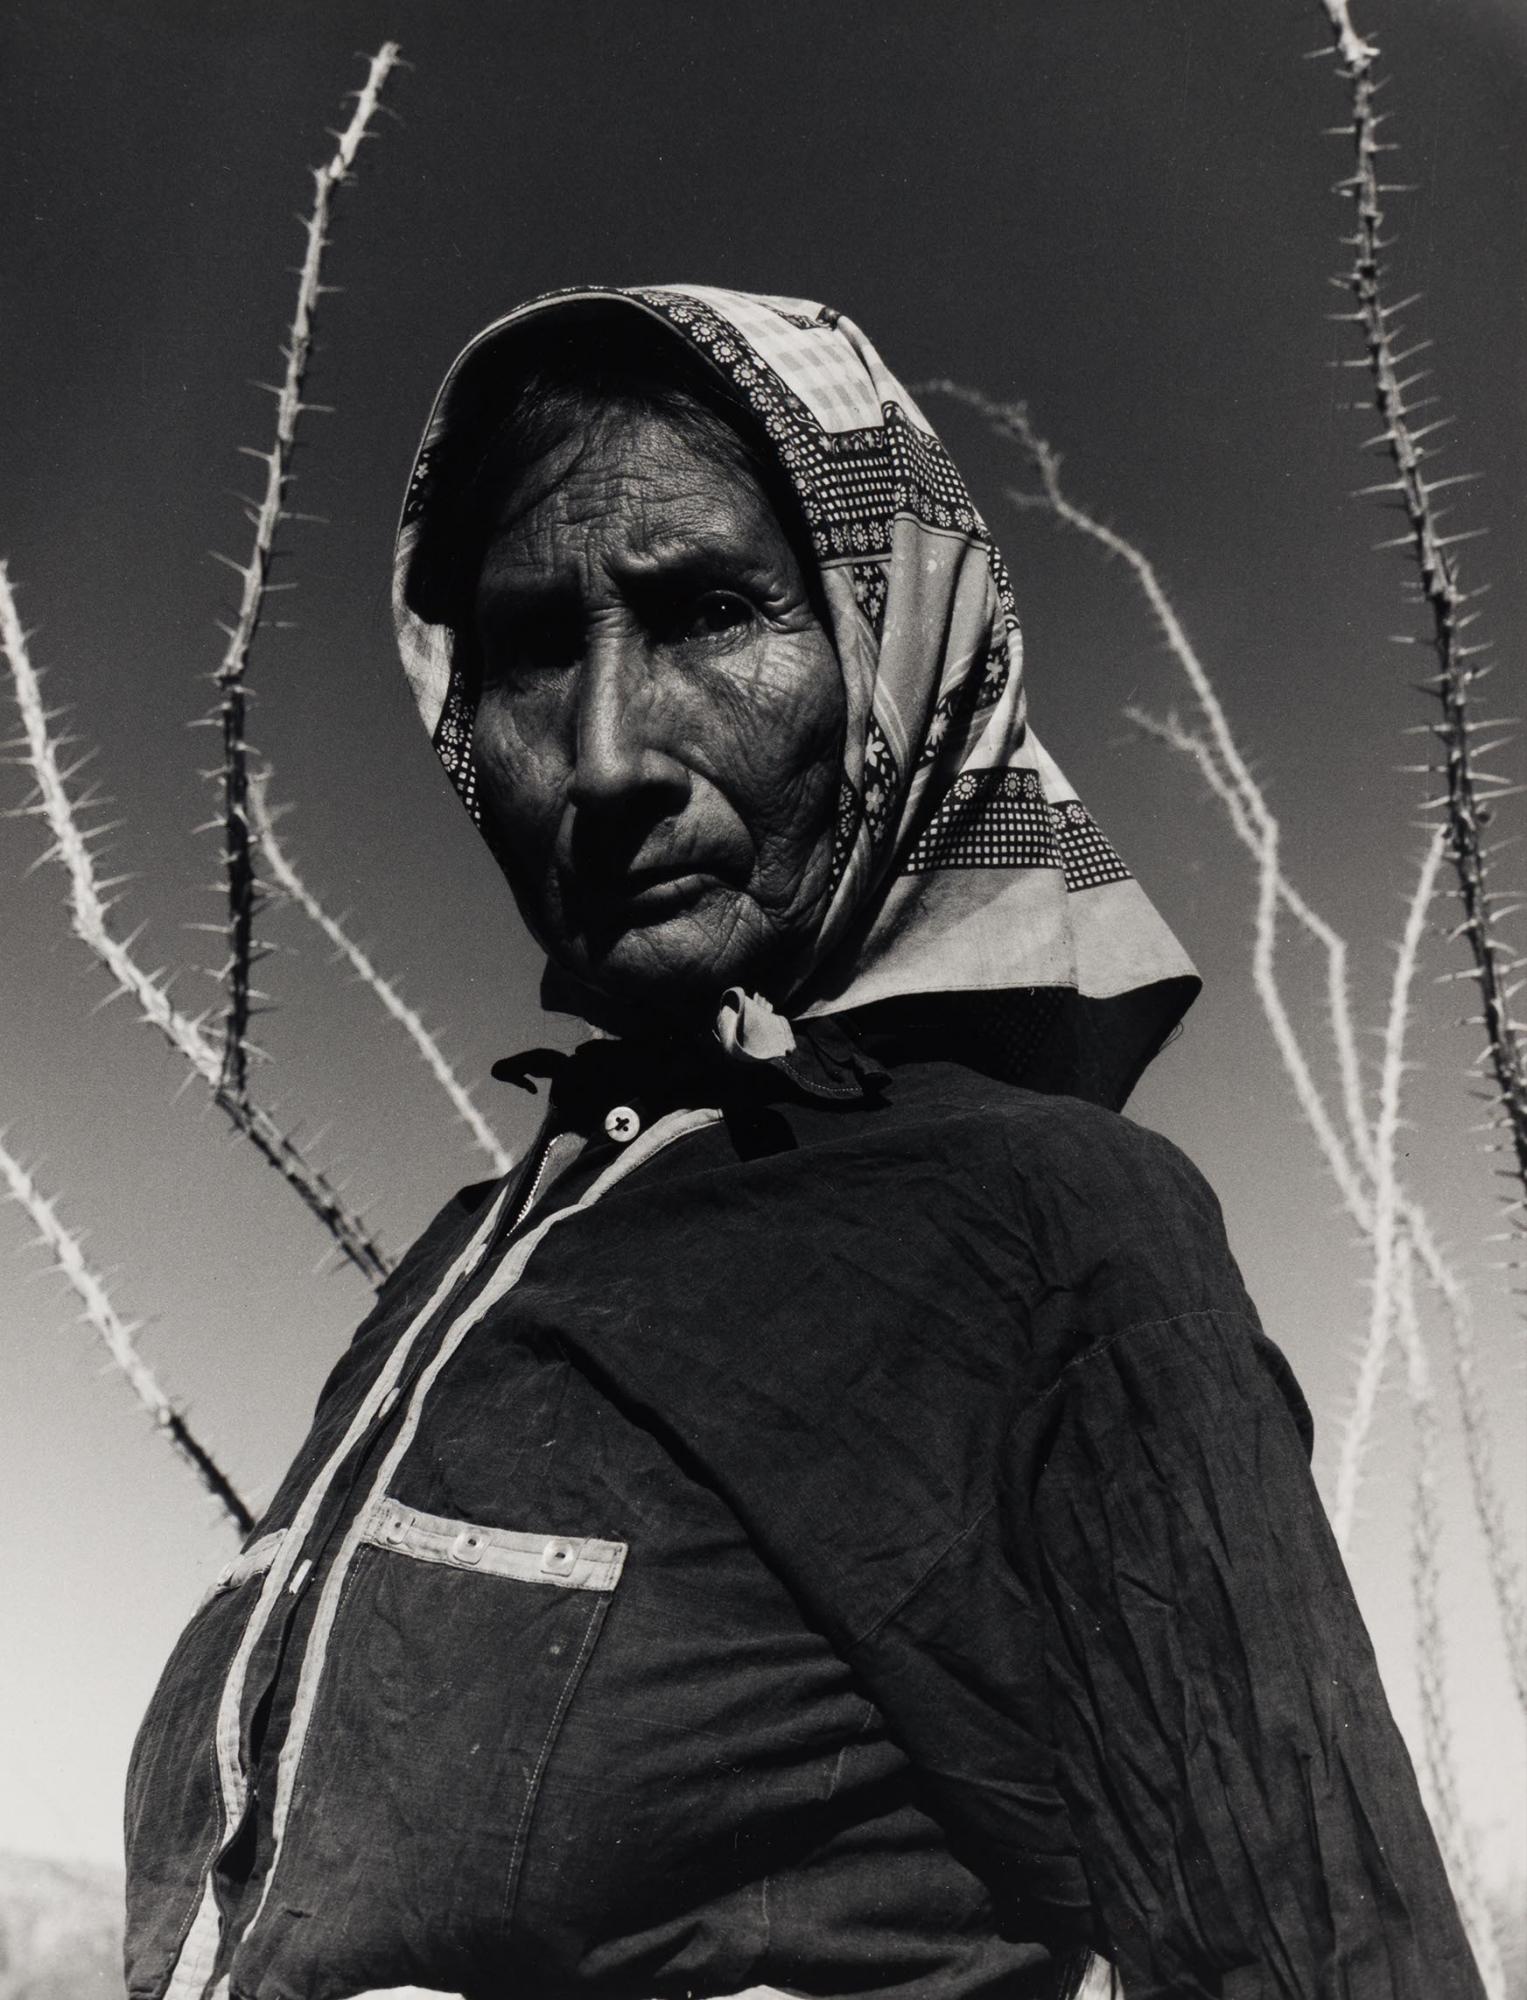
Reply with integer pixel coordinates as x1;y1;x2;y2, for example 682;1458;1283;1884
736;643;843;818
477;694;559;817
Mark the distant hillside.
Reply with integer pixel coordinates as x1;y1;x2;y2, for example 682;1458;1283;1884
0;1853;122;2000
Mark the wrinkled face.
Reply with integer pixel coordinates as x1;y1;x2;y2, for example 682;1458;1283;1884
470;407;845;1026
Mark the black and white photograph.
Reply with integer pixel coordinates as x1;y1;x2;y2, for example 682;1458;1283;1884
1;5;1523;1996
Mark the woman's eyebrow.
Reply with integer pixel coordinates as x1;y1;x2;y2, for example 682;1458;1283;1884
475;569;579;620
475;524;788;624
615;537;779;589
479;544;769;607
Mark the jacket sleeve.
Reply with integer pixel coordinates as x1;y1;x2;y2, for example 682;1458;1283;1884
1025;1304;1486;1999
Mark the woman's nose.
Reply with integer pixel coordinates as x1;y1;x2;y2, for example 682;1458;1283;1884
568;633;690;811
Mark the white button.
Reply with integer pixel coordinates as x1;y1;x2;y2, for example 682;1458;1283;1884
604;1105;640;1144
451;1529;486;1567
540;1539;579;1577
376;1386;401;1421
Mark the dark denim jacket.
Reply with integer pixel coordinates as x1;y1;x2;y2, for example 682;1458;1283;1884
125;1054;1481;2000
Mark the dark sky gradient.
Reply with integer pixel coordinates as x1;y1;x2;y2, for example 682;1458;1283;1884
1;1;1522;1878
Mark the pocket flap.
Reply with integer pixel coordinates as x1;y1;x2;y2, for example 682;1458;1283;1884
361;1495;626;1592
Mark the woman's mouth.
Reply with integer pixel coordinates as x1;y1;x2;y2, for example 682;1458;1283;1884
591;866;714;922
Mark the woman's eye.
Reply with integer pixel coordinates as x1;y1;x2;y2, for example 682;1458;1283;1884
481;618;579;683
674;592;753;643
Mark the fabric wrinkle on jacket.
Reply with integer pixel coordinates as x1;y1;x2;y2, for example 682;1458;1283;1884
125;1045;1480;2000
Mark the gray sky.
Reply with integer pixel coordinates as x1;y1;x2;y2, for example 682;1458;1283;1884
1;0;1523;1886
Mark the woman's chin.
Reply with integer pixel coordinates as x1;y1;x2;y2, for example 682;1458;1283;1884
565;918;781;1030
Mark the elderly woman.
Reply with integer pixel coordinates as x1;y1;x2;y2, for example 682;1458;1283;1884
125;288;1480;2000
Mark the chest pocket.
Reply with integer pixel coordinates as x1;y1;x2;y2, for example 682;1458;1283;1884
226;1495;626;2000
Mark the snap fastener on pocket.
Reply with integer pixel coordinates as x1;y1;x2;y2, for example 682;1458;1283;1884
604;1105;640;1144
451;1529;486;1567
540;1538;580;1577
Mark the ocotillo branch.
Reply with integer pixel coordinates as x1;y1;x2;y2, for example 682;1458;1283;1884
1317;0;1526;1234
250;772;513;1175
1;1134;253;1535
1;563;392;1285
213;43;401;1105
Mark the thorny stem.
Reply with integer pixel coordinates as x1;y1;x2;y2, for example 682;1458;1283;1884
214;44;400;1105
920;381;1375;1221
916;385;1526;1718
1318;0;1526;1233
1124;708;1377;1225
1404;1206;1527;1717
1337;825;1447;1551
1;564;392;1286
1;1136;253;1535
1392;1249;1506;1994
249;773;513;1174
997;400;1519;1972
1131;704;1526;1714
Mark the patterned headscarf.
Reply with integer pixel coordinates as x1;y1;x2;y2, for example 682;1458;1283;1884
394;285;1197;1107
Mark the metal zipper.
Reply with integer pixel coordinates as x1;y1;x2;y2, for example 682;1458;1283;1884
504;1123;561;1239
